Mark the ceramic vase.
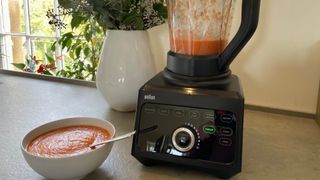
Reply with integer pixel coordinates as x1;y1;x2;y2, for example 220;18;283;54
96;30;156;112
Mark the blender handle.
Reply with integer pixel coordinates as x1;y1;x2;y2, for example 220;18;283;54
218;0;261;71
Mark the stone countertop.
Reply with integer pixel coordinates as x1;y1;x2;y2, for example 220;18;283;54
0;73;319;180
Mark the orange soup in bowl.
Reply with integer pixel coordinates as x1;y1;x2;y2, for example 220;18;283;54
27;125;111;158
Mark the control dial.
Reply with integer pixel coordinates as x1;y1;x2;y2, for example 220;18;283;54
172;127;195;152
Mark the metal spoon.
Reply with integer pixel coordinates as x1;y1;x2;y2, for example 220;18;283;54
89;131;136;149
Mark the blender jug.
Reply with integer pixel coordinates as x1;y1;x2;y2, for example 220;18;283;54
166;0;260;78
168;0;235;56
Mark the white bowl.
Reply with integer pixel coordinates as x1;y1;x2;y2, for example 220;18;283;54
21;117;115;180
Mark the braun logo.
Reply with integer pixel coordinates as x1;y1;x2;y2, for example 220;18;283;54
144;94;156;100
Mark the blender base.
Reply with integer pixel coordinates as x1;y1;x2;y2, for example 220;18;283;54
132;71;244;178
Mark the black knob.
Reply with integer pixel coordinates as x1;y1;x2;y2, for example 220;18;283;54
175;131;191;148
172;127;195;152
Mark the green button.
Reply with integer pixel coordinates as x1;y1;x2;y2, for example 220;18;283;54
203;126;216;134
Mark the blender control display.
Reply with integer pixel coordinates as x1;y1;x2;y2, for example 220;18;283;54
137;103;237;164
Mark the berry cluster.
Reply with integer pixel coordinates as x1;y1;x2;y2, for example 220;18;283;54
46;7;70;29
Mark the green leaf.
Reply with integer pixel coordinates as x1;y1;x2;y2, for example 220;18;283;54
98;18;115;29
75;46;82;58
71;43;78;50
51;41;57;51
84;32;92;42
79;61;84;68
84;47;90;57
66;39;73;51
58;38;63;45
122;10;146;29
86;64;92;71
63;32;74;39
62;38;72;50
71;15;85;29
96;27;102;34
43;70;53;76
84;25;90;33
135;17;144;30
12;63;26;70
123;13;139;25
69;51;75;59
56;71;61;76
26;59;31;66
58;0;73;9
45;53;55;64
153;3;168;18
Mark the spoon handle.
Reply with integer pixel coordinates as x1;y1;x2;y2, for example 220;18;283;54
90;131;136;148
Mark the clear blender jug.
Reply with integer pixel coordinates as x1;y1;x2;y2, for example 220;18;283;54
165;0;260;79
168;0;236;56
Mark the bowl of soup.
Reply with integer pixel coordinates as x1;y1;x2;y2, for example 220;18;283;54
21;117;115;180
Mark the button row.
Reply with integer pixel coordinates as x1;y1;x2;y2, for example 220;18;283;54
143;106;214;120
202;126;233;136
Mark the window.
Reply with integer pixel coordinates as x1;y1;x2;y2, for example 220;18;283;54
1;0;104;81
0;0;63;70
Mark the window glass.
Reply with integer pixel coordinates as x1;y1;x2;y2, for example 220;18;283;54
31;38;56;64
0;36;27;69
29;0;55;36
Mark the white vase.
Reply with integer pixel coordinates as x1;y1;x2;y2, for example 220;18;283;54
96;30;156;112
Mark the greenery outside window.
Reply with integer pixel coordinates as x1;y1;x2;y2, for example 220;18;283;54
0;0;62;69
0;0;103;81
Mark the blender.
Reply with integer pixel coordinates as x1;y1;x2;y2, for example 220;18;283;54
132;0;261;178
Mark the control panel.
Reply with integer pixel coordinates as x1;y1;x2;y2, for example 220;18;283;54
137;103;237;164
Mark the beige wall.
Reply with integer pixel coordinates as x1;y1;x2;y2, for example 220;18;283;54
231;0;320;114
148;0;320;114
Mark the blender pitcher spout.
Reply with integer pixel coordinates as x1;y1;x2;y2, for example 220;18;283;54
218;0;261;71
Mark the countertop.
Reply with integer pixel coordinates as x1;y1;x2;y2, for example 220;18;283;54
0;73;319;180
